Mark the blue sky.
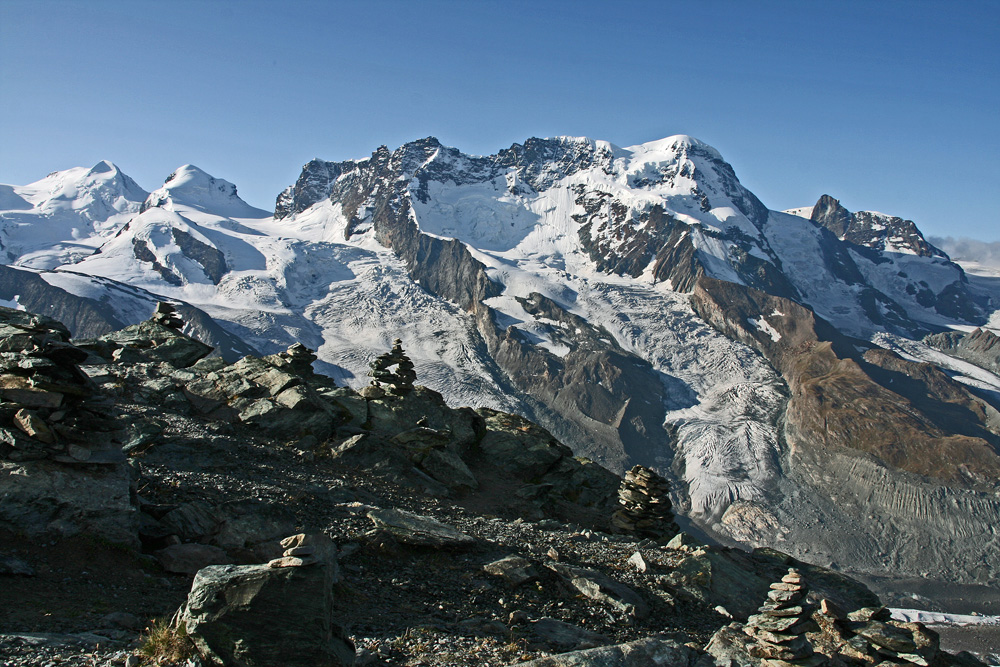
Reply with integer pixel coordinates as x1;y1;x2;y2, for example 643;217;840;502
1;0;997;239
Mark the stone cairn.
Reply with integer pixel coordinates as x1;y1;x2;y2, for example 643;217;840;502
268;533;337;568
743;568;820;667
0;308;122;465
152;301;184;329
365;339;416;397
274;342;317;377
610;465;680;539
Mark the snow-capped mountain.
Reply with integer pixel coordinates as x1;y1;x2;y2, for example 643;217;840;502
2;136;999;591
0;160;147;269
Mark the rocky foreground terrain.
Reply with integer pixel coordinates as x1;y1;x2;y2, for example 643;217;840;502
0;305;994;666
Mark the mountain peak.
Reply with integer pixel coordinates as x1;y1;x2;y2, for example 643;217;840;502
810;194;853;238
142;165;266;217
86;159;118;176
628;135;724;161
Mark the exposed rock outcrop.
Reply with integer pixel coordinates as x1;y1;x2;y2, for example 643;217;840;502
925;327;1000;376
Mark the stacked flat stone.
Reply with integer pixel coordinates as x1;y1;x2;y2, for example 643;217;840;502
744;568;822;667
152;302;184;330
0;307;122;465
278;342;317;376
267;533;337;568
610;465;680;539
368;339;416;395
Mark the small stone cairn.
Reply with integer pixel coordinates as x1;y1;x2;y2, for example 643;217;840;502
151;302;184;329
610;465;680;539
365;339;416;396
267;533;337;568
743;568;821;666
278;342;317;376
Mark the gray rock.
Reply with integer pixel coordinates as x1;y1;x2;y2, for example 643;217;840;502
705;623;756;667
547;562;649;619
366;508;475;549
0;552;35;576
854;620;918;653
483;555;539;587
99;320;213;368
154;543;232;575
160;502;221;542
212;501;296;550
416;447;479;491
529;617;610;651
510;636;707;666
0;458;137;546
326;390;367;424
176;562;354;667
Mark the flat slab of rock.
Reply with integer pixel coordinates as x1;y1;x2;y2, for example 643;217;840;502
367;508;475;549
511;636;706;666
548;563;649;619
483;555;539;586
529;617;610;651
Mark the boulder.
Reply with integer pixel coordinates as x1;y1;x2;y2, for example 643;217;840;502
176;562;354;667
477;409;570;479
416;447;479;491
483;555;539;587
159;501;222;542
0;552;35;576
366;508;475;549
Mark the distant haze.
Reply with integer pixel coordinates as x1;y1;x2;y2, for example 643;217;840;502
931;237;1000;272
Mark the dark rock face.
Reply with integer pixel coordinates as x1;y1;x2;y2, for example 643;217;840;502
0;264;254;362
274;159;344;220
810;194;854;239
0;265;124;339
925;327;1000;375
810;195;943;258
131;237;183;285
169;229;229;284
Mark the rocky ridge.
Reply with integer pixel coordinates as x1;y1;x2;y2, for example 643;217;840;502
3;305;990;666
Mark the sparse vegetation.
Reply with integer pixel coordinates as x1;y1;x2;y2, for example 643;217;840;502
136;617;195;665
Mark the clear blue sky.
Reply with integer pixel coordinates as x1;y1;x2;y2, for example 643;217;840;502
1;0;997;239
